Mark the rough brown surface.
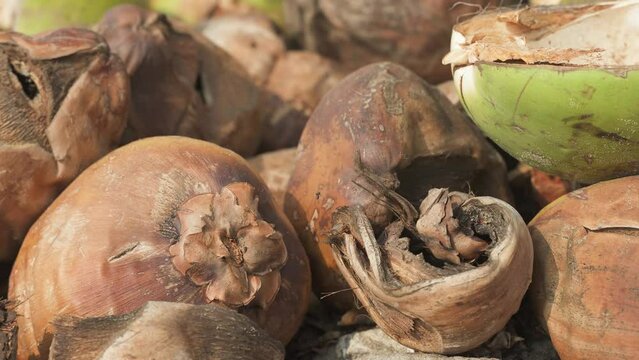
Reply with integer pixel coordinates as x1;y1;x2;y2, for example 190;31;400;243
96;5;264;156
9;137;310;359
0;28;129;262
49;301;284;360
261;51;343;151
284;62;511;310
248;148;297;206
329;187;532;354
528;176;639;360
284;0;517;84
202;13;285;86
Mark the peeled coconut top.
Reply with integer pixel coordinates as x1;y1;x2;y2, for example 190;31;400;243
444;1;639;68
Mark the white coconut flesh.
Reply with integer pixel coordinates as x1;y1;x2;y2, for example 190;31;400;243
444;1;639;67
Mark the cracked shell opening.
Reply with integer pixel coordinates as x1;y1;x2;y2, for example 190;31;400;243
444;1;639;67
331;188;508;287
169;182;287;309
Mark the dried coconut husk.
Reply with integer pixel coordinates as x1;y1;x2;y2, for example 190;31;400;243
248;147;297;206
283;0;518;84
49;301;284;360
9;136;310;359
96;5;264;156
202;12;285;86
260;51;343;151
329;184;533;354
284;62;511;310
0;28;129;261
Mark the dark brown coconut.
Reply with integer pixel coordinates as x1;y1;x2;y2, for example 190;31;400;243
284;62;511;310
9;136;310;359
49;301;284;360
96;5;264;156
283;0;517;84
0;28;129;261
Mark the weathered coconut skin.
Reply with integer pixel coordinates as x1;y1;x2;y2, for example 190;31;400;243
284;62;510;310
49;302;285;360
9;137;310;359
261;51;343;151
96;5;264;156
283;0;516;84
0;28;129;261
248;147;297;206
529;176;639;360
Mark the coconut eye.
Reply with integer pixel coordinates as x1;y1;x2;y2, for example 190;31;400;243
9;62;38;100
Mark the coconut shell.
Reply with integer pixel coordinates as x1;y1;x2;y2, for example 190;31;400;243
49;301;284;360
284;62;510;310
529;176;639;360
260;51;343;151
248;148;297;207
283;0;517;84
0;28;129;262
9;136;310;359
96;5;264;156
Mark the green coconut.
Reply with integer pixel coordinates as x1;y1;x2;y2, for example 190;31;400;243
0;0;148;34
444;1;639;184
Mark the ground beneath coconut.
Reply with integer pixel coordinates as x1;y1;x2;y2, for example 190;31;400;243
286;294;558;360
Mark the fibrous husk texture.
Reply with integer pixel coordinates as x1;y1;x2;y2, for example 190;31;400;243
528;176;639;360
0;301;16;360
329;186;533;354
0;28;128;261
96;4;264;156
284;62;510;310
444;1;636;67
283;0;518;84
49;301;284;360
9;137;310;359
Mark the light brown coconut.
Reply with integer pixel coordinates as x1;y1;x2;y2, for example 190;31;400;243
9;136;310;359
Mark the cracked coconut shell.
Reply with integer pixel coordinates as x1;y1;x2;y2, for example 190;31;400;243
0;28;129;262
283;0;517;84
529;176;639;360
444;1;639;183
329;185;533;354
9;136;310;359
96;5;264;156
284;62;510;310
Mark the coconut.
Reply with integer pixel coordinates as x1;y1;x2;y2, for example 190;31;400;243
444;1;639;183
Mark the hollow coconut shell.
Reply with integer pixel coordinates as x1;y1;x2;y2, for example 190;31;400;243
9;136;310;359
284;62;511;310
528;176;639;360
444;1;639;184
329;188;533;354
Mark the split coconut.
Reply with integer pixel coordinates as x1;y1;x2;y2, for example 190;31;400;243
444;1;639;183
